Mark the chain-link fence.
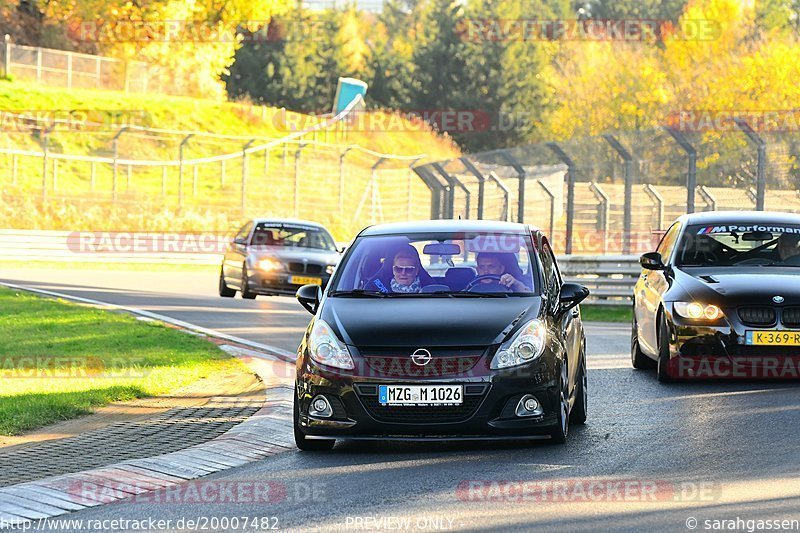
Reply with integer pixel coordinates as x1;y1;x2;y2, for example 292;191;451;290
415;123;800;255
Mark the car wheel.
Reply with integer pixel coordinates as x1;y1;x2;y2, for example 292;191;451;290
549;360;570;444
569;343;587;425
241;265;257;300
218;268;236;297
293;393;335;451
656;310;675;383
631;307;655;369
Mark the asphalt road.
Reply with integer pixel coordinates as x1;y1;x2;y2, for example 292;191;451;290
3;268;800;532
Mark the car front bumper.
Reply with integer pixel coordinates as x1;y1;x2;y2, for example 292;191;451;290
295;353;564;440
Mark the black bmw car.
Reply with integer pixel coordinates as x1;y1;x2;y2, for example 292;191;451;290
219;219;341;298
292;220;590;450
632;211;800;381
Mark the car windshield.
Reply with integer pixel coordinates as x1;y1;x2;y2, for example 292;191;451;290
675;223;800;267
329;231;538;296
250;223;336;251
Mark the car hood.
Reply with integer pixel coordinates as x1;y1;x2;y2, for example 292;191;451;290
248;246;340;264
321;297;542;347
675;267;800;305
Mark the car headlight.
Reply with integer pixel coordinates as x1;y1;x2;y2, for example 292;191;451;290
308;319;354;370
257;258;282;272
326;264;336;275
674;301;723;321
491;319;547;370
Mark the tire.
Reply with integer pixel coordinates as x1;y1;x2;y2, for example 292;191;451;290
293;394;335;451
218;268;236;297
570;343;588;425
656;310;675;383
631;307;655;369
549;360;570;444
241;265;257;300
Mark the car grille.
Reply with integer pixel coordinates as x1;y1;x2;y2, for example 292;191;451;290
363;356;481;378
288;262;323;274
738;306;777;326
355;383;488;424
782;307;800;328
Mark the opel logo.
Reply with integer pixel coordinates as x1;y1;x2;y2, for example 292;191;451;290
773;295;785;304
411;348;432;366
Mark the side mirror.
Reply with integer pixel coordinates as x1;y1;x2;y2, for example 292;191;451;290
640;251;665;270
338;246;346;254
296;284;322;315
234;237;247;245
558;283;590;313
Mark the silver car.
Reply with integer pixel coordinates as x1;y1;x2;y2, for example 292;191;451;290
219;219;341;299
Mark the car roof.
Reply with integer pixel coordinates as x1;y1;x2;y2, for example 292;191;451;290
251;218;330;230
359;219;537;236
677;211;800;226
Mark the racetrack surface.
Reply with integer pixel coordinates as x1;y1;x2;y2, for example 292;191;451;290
2;268;800;532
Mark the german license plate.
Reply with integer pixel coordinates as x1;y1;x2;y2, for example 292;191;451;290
290;276;322;286
379;385;463;406
746;331;800;346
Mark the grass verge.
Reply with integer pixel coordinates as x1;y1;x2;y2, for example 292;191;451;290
0;287;245;435
580;304;632;323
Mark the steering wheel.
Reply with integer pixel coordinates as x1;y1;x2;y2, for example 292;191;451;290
463;274;511;292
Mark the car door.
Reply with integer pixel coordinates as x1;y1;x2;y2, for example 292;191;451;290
638;222;681;354
224;221;253;286
541;238;579;390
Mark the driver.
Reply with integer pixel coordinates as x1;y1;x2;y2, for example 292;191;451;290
475;252;529;291
777;233;800;261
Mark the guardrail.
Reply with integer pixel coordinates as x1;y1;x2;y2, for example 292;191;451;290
0;230;640;303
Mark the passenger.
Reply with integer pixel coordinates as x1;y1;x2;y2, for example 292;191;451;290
390;245;424;293
777;233;800;261
475;252;529;291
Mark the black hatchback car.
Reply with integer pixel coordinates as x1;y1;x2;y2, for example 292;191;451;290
632;211;800;381
292;220;590;450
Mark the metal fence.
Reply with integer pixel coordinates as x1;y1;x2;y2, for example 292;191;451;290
1;36;189;96
0;97;432;239
414;124;800;255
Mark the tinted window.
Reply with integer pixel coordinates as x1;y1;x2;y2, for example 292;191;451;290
539;240;560;300
676;222;800;267
250;223;336;251
330;231;539;295
657;222;681;261
235;222;252;241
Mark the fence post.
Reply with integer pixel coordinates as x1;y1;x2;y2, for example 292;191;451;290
602;134;635;254
643;184;664;230
263;148;270;177
66;51;73;89
699;185;717;211
293;143;306;218
89;161;95;191
339;147;353;211
589;182;610;254
36;46;42;82
41;129;49;200
487;171;511;222
663;127;697;214
3;35;10;79
112;127;128;203
459;157;486;220
178;133;193;208
546;142;576;254
537;180;556;240
407;158;422;218
162;167;167;196
498;150;526;223
734;118;766;211
432;162;471;219
242;139;255;215
411;165;446;219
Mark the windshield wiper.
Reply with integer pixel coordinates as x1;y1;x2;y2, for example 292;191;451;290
451;292;511;298
329;289;387;297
